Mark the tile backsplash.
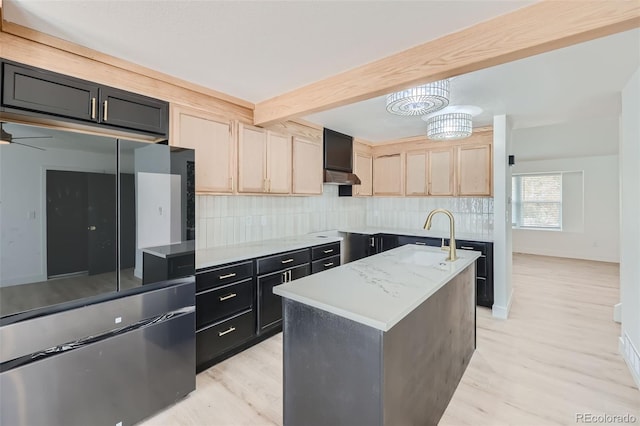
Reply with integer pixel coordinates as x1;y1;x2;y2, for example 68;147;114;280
196;186;493;249
196;185;366;249
366;197;494;236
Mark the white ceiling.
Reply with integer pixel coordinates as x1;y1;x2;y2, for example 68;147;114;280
3;1;639;145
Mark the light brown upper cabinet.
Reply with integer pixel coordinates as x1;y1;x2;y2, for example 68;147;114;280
354;151;373;196
170;104;235;194
405;150;428;196
429;147;455;196
266;131;292;194
237;123;291;194
373;153;403;196
457;143;492;196
292;136;323;195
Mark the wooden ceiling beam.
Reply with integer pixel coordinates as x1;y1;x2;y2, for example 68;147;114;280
254;1;640;126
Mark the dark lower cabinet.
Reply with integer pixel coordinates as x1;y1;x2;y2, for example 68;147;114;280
1;59;169;137
456;240;494;308
258;263;310;333
195;242;340;372
196;310;255;368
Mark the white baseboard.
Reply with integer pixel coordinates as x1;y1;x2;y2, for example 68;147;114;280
613;303;622;323
492;290;514;320
620;334;640;390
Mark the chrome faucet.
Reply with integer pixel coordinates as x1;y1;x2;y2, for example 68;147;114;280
423;208;457;261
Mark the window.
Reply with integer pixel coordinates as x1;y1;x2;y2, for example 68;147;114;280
512;173;562;229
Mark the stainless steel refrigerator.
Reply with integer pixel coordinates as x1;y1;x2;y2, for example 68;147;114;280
0;122;196;426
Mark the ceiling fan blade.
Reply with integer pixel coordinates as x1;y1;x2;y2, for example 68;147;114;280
7;141;46;151
10;136;53;140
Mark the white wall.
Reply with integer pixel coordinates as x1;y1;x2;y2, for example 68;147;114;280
0;146;116;287
492;115;513;319
620;67;640;387
512;155;619;263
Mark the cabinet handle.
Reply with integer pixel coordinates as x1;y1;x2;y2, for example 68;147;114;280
103;100;108;121
288;270;292;281
219;293;237;301
415;242;426;246
370;237;375;247
282;271;288;283
281;259;294;264
323;249;334;254
461;246;475;250
219;272;236;280
218;327;236;337
228;177;233;191
90;97;96;119
268;179;271;192
323;262;334;267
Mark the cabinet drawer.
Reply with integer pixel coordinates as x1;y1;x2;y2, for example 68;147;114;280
311;255;341;274
311;242;340;261
257;249;310;275
456;240;487;255
196;310;255;367
196;278;253;328
197;260;253;292
168;254;195;279
397;235;441;247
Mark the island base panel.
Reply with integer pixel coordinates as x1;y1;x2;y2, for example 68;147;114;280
282;264;475;426
283;300;383;426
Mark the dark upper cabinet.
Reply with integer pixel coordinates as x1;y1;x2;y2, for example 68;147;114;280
1;59;168;137
100;86;168;135
2;62;99;122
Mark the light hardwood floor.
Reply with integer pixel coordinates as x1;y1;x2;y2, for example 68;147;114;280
141;254;640;426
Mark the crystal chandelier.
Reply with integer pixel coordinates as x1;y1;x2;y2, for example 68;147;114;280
424;113;473;140
385;80;449;116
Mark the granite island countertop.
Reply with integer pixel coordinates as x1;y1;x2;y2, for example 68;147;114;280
273;244;480;331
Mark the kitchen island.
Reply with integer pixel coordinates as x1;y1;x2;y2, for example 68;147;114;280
273;244;481;426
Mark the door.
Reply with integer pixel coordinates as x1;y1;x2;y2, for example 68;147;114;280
170;105;234;193
353;151;372;196
429;148;455;196
99;86;169;135
405;150;428;196
292;136;322;195
237;123;267;193
46;170;89;277
258;270;286;332
266;131;292;194
373;153;403;195
458;144;492;196
86;173;117;276
2;61;99;123
258;263;310;332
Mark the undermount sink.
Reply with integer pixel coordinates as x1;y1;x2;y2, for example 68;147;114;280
398;249;450;267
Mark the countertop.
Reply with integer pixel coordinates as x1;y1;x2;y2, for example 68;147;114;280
142;240;195;258
273;244;480;331
196;235;342;270
339;226;493;243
